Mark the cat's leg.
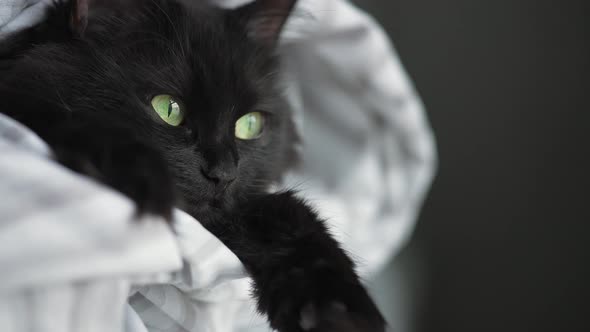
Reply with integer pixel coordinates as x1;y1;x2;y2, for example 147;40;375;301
0;91;175;220
48;121;175;220
34;115;175;220
204;191;386;332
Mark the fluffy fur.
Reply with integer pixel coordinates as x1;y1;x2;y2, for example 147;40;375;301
0;1;385;331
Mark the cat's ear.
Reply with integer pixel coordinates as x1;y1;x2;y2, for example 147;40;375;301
232;0;298;46
69;0;90;37
0;0;92;57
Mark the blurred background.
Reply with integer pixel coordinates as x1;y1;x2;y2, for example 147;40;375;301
351;1;590;331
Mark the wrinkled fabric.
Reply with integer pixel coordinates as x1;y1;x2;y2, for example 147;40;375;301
0;0;53;37
280;0;436;276
0;114;182;332
0;1;437;332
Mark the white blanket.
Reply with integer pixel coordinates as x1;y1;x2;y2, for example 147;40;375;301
0;1;437;331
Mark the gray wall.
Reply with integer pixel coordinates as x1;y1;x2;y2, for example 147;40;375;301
354;1;590;331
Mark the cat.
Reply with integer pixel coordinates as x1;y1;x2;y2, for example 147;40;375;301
0;1;386;331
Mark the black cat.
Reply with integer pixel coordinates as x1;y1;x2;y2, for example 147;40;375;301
0;1;386;331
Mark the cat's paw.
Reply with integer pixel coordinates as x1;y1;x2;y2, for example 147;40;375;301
298;293;386;332
268;264;386;332
54;136;175;221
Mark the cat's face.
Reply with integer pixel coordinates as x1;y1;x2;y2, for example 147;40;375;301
11;0;298;218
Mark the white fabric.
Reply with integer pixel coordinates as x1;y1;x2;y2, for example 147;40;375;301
0;0;437;332
0;0;53;37
279;0;436;275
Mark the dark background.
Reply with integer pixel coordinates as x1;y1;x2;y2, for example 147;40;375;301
353;1;590;331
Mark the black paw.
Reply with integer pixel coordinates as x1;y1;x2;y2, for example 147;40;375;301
299;292;385;332
235;192;387;332
52;129;175;221
267;264;386;332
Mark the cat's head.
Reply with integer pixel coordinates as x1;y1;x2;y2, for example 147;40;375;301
1;0;299;218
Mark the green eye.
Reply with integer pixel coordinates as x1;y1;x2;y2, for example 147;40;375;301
235;112;264;140
151;94;185;126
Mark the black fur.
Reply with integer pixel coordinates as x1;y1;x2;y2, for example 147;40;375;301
0;1;385;331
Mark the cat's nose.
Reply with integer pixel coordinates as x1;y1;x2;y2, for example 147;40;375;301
201;164;237;188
